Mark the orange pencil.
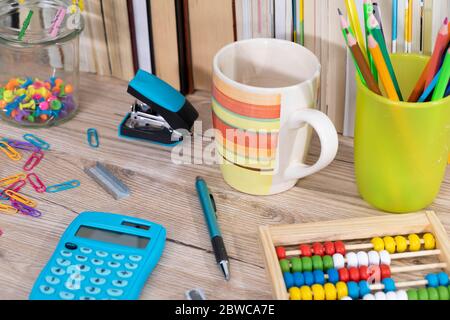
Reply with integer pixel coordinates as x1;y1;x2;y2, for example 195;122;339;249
368;35;399;101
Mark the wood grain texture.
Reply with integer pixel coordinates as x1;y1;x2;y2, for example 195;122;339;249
0;72;449;300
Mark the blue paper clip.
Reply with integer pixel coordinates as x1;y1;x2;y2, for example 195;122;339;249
87;128;99;148
23;134;50;151
46;180;81;193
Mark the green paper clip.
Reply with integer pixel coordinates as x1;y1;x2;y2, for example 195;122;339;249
18;10;34;41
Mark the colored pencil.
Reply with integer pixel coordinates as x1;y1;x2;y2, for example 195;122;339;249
392;0;398;53
363;0;377;81
299;0;304;45
418;70;440;102
424;18;449;87
445;84;450;97
419;0;424;53
345;0;367;60
368;13;403;100
408;0;413;52
368;34;399;100
372;2;385;39
432;49;450;101
347;31;382;95
404;0;409;52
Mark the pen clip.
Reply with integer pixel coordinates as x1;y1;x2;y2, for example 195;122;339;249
209;194;217;213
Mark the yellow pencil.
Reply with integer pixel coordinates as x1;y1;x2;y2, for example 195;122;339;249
345;0;367;61
368;34;400;101
404;0;409;52
408;0;413;52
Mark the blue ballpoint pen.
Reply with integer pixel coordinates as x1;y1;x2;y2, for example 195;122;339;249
195;177;230;281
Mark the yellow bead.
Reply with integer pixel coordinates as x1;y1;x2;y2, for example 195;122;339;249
423;233;436;250
3;90;14;103
408;234;421;252
289;287;301;300
312;284;325;300
395;236;408;253
336;281;348;300
371;237;385;251
383;236;396;254
300;286;313;300
324;283;337;300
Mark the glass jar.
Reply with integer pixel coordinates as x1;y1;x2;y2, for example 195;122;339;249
0;0;84;127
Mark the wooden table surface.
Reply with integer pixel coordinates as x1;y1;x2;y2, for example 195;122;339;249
0;73;449;300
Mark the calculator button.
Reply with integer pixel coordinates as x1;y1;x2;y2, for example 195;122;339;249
95;268;111;276
90;277;106;285
108;261;121;269
59;292;75;300
117;270;133;279
85;287;101;295
39;285;55;295
56;258;71;267
80;247;93;254
65;242;78;250
107;289;123;297
91;259;104;266
70;273;85;282
80;296;96;300
65;281;81;291
112;254;125;260
112;280;128;288
45;276;61;285
129;255;142;262
75;264;91;272
51;267;65;276
75;255;88;262
96;251;108;258
60;250;73;258
125;263;138;270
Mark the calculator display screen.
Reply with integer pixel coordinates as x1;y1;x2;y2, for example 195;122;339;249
76;226;150;249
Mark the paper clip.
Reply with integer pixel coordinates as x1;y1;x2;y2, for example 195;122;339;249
0;141;22;161
4;139;41;152
27;173;46;193
49;7;66;37
11;200;42;218
0;173;27;188
4;190;37;208
18;10;33;41
23;134;50;151
23;151;44;172
0;203;18;215
46;180;81;193
87;128;100;148
0;179;27;199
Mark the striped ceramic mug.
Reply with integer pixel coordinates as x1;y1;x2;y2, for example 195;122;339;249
212;39;338;195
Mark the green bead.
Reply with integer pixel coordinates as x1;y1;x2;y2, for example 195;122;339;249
0;87;4;99
51;100;62;110
27;115;35;122
417;288;429;300
301;257;313;272
59;85;66;97
437;286;449;300
322;255;333;270
279;259;290;273
290;257;302;273
427;287;439;300
407;289;418;300
311;255;323;271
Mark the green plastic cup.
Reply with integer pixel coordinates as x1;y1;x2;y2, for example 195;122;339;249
355;54;450;213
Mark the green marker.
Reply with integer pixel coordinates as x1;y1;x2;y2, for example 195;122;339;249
432;49;450;101
18;10;34;41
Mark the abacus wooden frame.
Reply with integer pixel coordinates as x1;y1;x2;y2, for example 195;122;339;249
258;211;450;300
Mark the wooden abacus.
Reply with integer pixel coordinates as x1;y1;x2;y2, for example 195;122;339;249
259;211;450;300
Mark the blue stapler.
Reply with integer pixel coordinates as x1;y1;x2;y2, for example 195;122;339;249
119;70;199;146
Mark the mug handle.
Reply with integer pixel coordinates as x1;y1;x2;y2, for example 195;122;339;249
284;109;339;180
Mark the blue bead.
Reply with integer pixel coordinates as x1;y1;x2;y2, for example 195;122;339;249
358;281;371;296
293;272;305;287
426;273;439;288
347;281;360;299
382;278;396;292
304;271;314;286
327;268;339;284
313;270;325;285
283;272;294;289
437;272;449;286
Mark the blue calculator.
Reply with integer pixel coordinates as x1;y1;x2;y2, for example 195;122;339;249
29;212;166;300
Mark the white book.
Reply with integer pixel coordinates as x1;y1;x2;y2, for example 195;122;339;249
285;0;293;41
252;0;274;38
275;0;286;39
236;0;253;40
132;0;152;73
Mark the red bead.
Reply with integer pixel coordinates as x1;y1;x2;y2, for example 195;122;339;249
359;266;369;280
349;267;360;282
312;243;325;256
324;241;335;255
276;247;286;259
338;268;350;282
334;241;346;255
380;265;391;279
299;245;312;257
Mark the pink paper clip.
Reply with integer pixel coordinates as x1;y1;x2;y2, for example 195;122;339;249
11;200;42;218
23;151;44;172
27;173;46;193
1;179;27;199
49;7;66;37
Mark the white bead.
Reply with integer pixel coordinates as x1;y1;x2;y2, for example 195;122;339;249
363;294;375;300
357;251;369;267
386;292;397;300
396;290;408;300
374;292;386;300
341;296;353;300
333;254;345;269
368;251;380;265
346;252;358;268
379;250;391;265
